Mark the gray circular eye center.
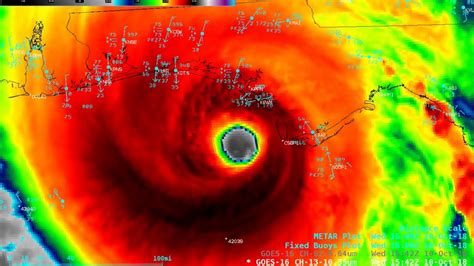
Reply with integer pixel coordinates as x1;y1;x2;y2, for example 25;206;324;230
221;127;258;163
